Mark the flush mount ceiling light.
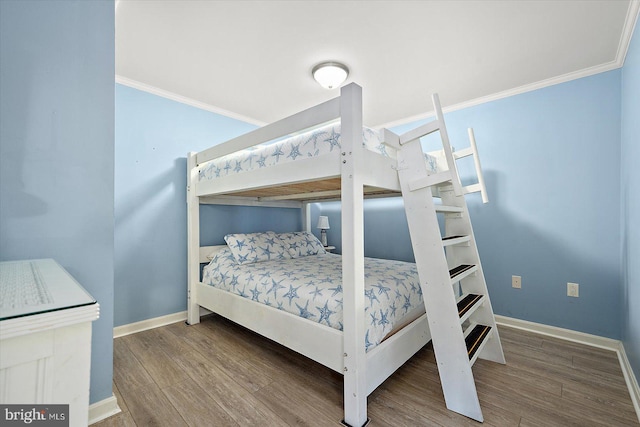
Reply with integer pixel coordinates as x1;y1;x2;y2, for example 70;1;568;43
312;62;349;89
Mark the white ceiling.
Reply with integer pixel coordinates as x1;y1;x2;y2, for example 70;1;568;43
116;0;638;128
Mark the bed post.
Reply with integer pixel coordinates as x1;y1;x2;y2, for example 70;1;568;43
340;83;368;427
302;201;312;232
187;152;201;325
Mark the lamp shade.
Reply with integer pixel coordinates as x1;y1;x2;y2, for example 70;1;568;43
312;62;349;89
317;216;330;229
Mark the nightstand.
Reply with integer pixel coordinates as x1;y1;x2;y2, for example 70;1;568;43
324;246;336;253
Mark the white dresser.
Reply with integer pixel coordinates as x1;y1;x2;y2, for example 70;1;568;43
0;259;100;426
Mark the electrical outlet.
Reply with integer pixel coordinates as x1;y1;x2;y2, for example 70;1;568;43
567;282;579;297
512;275;521;289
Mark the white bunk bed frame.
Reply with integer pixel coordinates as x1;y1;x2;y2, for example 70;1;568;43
187;83;442;426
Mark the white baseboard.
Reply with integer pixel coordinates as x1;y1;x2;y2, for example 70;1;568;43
495;315;640;423
88;394;121;425
495;315;620;350
618;342;640;423
113;311;187;338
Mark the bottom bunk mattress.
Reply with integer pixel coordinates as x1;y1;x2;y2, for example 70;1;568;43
203;248;425;351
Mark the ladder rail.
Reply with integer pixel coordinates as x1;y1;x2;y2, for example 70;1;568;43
432;94;464;197
397;136;484;422
467;128;489;204
450;128;489;203
393;92;504;422
394;94;466;199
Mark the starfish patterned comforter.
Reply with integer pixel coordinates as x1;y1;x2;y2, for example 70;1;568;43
203;248;426;351
198;122;439;183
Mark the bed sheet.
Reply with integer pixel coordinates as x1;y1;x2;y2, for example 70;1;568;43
198;123;439;182
203;248;426;351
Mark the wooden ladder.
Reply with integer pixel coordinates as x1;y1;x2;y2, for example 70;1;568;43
388;94;505;422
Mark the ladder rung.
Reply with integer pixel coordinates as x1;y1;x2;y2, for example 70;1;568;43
435;205;463;213
409;171;453;192
463;183;482;195
457;293;484;321
442;235;471;247
449;264;475;279
453;147;474;159
465;324;492;363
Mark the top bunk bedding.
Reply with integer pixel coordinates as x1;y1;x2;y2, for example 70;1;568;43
202;231;426;351
198;122;439;184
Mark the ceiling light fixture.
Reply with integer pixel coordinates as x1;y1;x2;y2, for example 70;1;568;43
312;62;349;90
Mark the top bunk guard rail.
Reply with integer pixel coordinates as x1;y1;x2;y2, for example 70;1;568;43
395;94;464;197
196;96;342;166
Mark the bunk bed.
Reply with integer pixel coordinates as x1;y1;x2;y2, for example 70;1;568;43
187;83;502;426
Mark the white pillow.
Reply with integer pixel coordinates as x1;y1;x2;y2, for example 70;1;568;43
224;231;292;265
278;231;327;258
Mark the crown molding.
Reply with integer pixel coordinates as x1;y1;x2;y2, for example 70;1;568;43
117;1;639;132
378;1;640;130
115;75;266;127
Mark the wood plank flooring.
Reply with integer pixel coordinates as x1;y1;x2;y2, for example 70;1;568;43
95;315;639;426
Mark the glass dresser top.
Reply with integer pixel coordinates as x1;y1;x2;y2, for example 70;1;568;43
0;259;96;321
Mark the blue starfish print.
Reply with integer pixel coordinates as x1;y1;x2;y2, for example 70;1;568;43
365;289;380;307
316;301;336;325
265;236;277;245
259;271;271;280
219;271;229;286
402;295;412;314
267;278;286;297
283;285;301;306
287;143;302;160
310;286;323;301
229;274;239;290
373;283;391;299
238;285;248;298
260;245;273;260
234;239;247;251
379;309;390;326
328;284;342;297
272;146;285;162
250;285;261;301
370;311;379;325
324;129;341;151
296;300;314;319
390;302;398;317
365;330;374;351
257;155;267;167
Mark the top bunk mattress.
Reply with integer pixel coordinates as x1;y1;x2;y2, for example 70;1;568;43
198;122;439;183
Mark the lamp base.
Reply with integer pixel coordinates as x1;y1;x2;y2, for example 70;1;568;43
320;229;328;247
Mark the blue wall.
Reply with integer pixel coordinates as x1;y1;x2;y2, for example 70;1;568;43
317;70;623;339
0;0;115;404
622;21;640;383
115;85;301;326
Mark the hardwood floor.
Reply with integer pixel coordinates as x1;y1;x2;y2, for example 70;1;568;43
95;316;639;426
